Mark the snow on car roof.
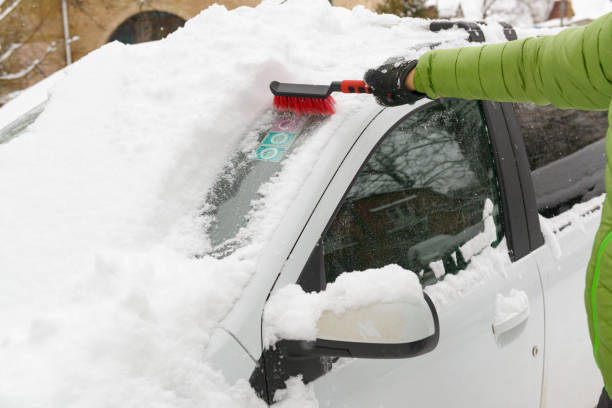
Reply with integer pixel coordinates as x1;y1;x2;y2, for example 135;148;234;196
0;0;541;406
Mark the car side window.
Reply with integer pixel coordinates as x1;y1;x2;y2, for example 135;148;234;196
513;103;607;217
322;99;503;288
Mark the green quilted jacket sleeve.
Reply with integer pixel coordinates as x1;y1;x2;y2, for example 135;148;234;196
413;12;612;110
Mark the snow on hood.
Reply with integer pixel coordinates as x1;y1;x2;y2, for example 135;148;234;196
0;0;495;406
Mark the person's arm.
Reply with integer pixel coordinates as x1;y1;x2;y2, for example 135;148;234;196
411;12;612;111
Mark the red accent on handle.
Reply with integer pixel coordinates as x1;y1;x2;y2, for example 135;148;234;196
340;80;371;94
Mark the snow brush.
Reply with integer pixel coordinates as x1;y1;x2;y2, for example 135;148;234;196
270;80;371;116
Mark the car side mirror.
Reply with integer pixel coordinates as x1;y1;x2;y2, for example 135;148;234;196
279;292;438;359
265;265;439;359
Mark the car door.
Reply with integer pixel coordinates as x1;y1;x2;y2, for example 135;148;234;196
508;102;608;407
263;98;545;407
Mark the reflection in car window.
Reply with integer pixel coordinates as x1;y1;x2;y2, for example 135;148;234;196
0;102;46;145
204;111;326;258
323;99;503;287
513;103;608;217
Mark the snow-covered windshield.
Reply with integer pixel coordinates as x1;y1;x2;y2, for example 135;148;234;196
204;111;326;257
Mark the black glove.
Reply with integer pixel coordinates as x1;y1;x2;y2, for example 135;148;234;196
364;58;425;107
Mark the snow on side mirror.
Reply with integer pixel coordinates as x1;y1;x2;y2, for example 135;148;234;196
263;265;439;359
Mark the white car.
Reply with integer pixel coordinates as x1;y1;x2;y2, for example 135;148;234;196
205;26;607;408
1;19;608;408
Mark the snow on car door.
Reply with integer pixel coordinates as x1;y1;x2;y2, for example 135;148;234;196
266;99;545;407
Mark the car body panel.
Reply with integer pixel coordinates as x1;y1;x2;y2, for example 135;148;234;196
534;204;603;407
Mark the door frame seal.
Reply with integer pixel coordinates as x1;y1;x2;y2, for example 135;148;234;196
482;101;532;260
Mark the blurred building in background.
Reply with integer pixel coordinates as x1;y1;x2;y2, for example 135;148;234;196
548;0;575;20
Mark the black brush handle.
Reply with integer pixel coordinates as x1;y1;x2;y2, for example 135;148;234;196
270;81;332;98
270;80;371;99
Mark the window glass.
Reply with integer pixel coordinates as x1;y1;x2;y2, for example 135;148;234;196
323;99;503;287
204;112;326;258
513;103;607;217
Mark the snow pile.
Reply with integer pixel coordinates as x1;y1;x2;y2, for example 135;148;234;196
0;0;495;406
425;244;509;308
539;194;605;259
425;200;510;307
429;260;446;279
426;198;499;289
459;198;497;262
272;377;319;408
493;289;529;327
263;265;423;347
539;215;563;259
0;248;264;407
544;194;605;234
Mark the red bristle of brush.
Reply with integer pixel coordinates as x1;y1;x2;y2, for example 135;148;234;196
273;95;336;116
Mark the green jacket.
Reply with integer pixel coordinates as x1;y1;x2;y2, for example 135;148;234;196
414;13;612;388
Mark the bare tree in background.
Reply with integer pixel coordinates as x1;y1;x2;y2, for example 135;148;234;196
480;0;498;19
0;0;61;104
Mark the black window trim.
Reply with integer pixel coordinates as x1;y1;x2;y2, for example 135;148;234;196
481;101;533;261
498;102;546;252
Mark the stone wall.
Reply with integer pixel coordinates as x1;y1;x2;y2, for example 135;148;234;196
66;0;261;61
